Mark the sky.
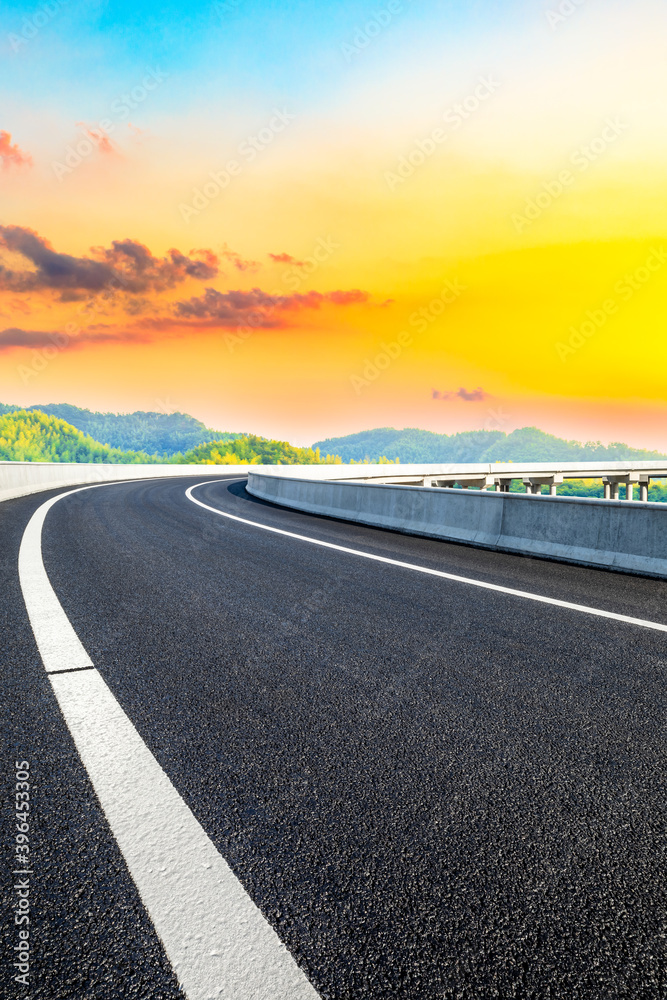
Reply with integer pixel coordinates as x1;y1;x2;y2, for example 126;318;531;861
1;0;667;447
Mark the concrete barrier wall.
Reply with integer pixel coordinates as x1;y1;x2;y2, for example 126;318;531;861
0;460;504;504
0;462;251;504
247;472;667;578
4;462;666;577
4;458;664;505
0;461;411;504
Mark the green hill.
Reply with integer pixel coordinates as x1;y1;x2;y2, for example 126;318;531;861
180;435;341;465
0;410;342;466
0;410;161;463
0;403;240;456
3;404;666;474
313;426;667;464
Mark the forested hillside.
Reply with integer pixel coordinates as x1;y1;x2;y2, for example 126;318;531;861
0;411;341;465
0;403;239;456
0;411;160;463
3;405;666;477
180;436;341;465
313;426;667;464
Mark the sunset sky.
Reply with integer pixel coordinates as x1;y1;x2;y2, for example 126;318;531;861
1;0;667;447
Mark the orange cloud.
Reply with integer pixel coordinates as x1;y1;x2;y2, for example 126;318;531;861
0;283;372;352
0;326;147;349
173;286;369;326
220;244;259;272
268;252;305;266
0;131;32;169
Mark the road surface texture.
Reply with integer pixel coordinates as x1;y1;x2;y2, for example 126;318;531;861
2;475;665;999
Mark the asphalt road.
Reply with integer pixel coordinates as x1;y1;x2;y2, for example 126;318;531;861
2;475;666;999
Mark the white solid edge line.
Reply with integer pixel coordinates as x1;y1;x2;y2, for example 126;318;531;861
18;481;321;1000
186;480;667;634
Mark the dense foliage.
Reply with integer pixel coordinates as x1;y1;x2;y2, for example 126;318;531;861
313;425;667;464
1;402;240;456
0;411;342;466
0;410;159;463
554;478;667;502
178;435;341;465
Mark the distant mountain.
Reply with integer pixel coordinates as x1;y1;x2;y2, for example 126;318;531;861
0;410;342;466
312;426;667;464
0;403;241;456
3;403;664;467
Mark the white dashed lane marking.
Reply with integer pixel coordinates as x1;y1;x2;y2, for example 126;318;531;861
18;481;320;1000
187;480;667;634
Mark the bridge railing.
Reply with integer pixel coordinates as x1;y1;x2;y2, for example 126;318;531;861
330;462;667;502
246;467;667;578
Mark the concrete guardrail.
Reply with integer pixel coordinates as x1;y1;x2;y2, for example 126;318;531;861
0;461;250;504
3;461;666;577
247;472;667;578
0;461;404;504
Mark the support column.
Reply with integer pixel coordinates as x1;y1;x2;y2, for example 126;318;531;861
523;475;562;496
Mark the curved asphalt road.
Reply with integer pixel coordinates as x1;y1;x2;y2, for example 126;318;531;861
2;475;666;999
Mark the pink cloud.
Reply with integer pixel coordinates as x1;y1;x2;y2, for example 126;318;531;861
433;387;491;402
0;131;32;169
75;123;115;155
